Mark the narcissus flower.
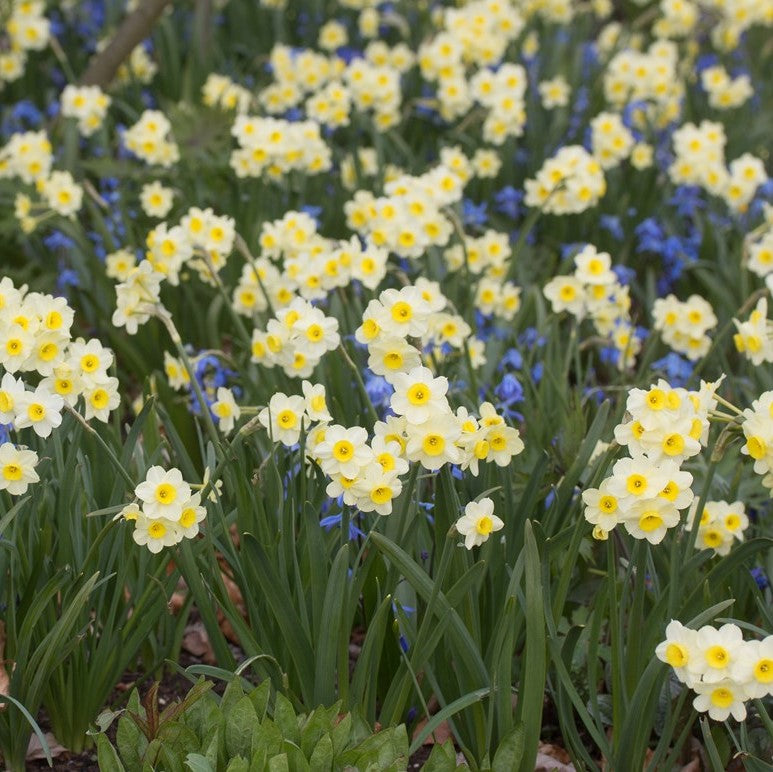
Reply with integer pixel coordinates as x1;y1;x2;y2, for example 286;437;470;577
0;443;39;495
455;498;504;549
135;466;191;520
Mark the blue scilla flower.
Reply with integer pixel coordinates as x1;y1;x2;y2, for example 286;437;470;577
495;373;524;404
518;327;545;348
494;186;523;219
669;186;704;218
531;362;544;383
0;424;11;445
12;100;43;127
561;242;587;260
462;199;488;229
613;264;636;286
652;352;693;388
365;374;393;411
600;215;624;241
300;205;323;226
56;268;80;297
43;230;75;251
750;567;769;590
498;348;523;371
319;513;365;541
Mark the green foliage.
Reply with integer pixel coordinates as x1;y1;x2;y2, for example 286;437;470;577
93;676;410;772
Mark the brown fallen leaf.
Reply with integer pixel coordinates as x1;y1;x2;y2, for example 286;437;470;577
182;621;216;664
26;732;68;761
535;751;576;772
411;718;452;746
0;620;11;709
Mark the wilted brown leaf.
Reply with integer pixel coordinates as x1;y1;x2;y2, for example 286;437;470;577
182;621;216;664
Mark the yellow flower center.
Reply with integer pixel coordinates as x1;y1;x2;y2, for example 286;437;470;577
0;392;13;412
646;388;666;409
45;311;63;330
277;410;297;429
422;434;445;456
746;436;766;460
3;463;22;481
155;483;177;505
310;395;326;413
55;379;73;395
638;512;662;532
662;434;685;456
28;403;46;422
626;474;647;495
407;384;430;405
391;301;412;323
724;514;741;531
665;643;688;668
599;495;617;513
476;516;493;535
90;389;109;409
306;324;323;342
148;521;167;539
180;508;197;528
754;658;773;683
371;486;392;504
81;354;99;372
333;440;354;461
705;645;729;668
384;351;403;370
709;687;734;708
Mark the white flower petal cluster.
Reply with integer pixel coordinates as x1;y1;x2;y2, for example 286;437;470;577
251;297;340;378
524;146;606;215
685;499;749;556
653;294;717;361
740;391;773;493
544;245;639;369
656;620;773;721
455;498;503;550
61;84;111;136
123;110;179;168
202;73;252;113
733;297;773;366
121;466;206;553
584;378;725;543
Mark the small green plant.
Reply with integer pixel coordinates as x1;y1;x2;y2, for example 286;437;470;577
92;675;411;771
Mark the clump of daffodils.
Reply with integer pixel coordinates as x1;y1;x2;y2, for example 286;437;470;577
0;278;121;495
656;620;773;721
652;294;718;361
1;0;51;90
740;390;773;493
700;65;753;110
455;498;503;550
230;115;331;180
250;297;341;379
733;297;773;366
60;84;111;136
543;244;639;369
119;466;206;553
123;110;180;168
524;145;606;215
685;499;749;555
202;73;252;113
582;378;723;543
0;130;53;184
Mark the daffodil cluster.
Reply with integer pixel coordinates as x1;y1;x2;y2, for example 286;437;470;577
543;245;638;369
733;297;773;366
60;85;111;136
685;499;749;555
0;277;120;430
524;145;606;215
583;378;724;543
202;73;252;113
668;121;767;212
652;294;718;361
230;115;331;180
740;390;773;494
250;297;341;378
656;621;773;721
455;498;503;550
0;0;50;89
122;110;180;168
119;466;206;553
